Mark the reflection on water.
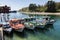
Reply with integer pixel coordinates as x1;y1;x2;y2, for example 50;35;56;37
2;13;60;40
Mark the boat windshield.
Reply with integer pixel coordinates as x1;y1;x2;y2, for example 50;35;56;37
30;18;36;21
19;20;24;24
12;21;18;24
10;19;24;24
24;18;36;22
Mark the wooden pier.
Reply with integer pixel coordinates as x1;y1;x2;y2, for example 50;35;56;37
0;27;3;40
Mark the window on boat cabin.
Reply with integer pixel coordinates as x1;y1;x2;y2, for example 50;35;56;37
11;20;19;25
30;18;36;21
25;19;30;22
19;20;24;24
12;21;18;24
24;18;36;22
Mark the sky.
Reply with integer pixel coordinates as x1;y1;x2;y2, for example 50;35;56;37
0;0;60;10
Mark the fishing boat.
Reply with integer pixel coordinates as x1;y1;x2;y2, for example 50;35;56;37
35;18;48;28
36;16;55;28
24;17;37;29
24;17;47;29
9;18;25;32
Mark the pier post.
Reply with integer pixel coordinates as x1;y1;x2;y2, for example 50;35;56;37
0;27;3;40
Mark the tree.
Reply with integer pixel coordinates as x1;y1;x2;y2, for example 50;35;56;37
3;5;11;13
0;5;11;13
56;2;60;10
0;7;2;13
29;4;37;12
45;0;57;12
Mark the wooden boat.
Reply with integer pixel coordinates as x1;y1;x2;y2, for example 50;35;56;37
35;19;47;28
23;17;45;29
24;17;47;29
9;19;25;32
36;16;55;28
24;22;35;29
24;17;37;29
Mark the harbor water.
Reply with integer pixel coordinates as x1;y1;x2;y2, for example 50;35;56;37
1;12;60;40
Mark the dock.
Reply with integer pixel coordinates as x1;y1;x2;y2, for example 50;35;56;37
0;27;3;40
21;12;60;15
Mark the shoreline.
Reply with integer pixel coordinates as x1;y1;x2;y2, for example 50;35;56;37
20;12;60;15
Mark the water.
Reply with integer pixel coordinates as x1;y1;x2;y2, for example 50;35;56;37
3;12;60;40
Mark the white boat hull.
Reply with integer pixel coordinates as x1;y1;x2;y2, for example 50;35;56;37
3;28;12;33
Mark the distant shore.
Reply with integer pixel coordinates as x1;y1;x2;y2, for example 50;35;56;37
20;12;60;15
